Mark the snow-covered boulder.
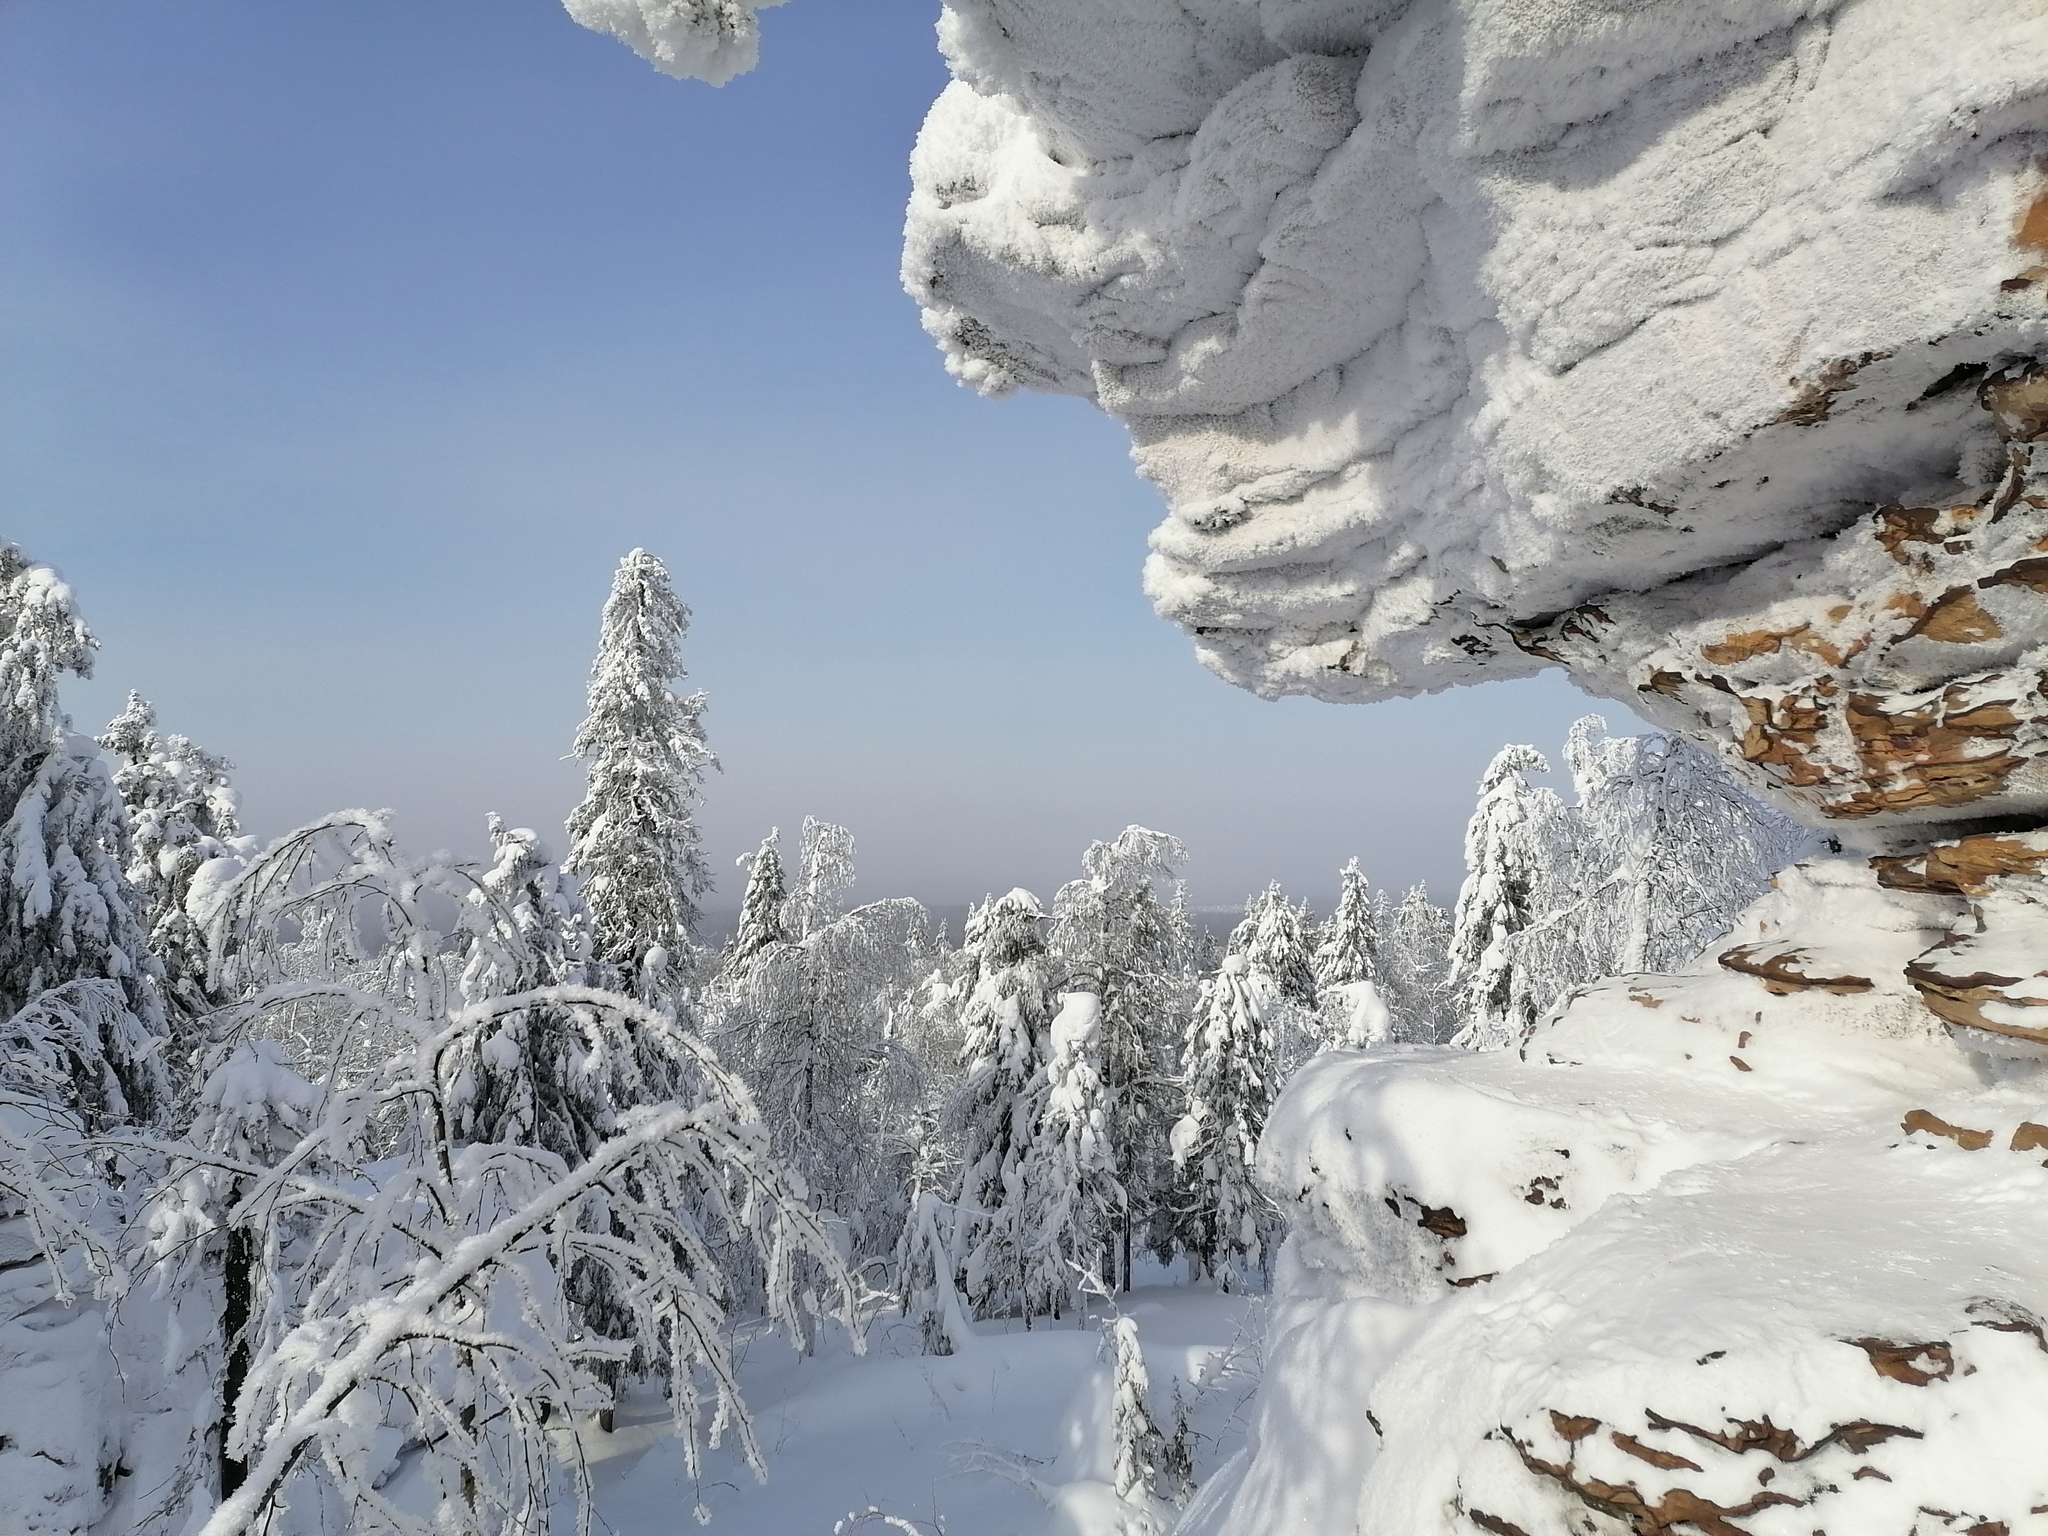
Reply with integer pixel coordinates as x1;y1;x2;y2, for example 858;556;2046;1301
1182;855;2048;1533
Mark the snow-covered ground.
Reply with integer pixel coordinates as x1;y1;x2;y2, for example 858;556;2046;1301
580;1282;1260;1536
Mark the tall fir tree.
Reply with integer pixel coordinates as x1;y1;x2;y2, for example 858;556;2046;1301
1170;955;1276;1287
1231;884;1317;1009
1048;826;1192;1289
949;888;1055;1321
0;545;167;1125
724;827;788;977
564;549;715;1001
1448;744;1562;1050
1313;858;1381;994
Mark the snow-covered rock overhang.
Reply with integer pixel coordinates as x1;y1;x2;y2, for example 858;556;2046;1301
903;0;2048;719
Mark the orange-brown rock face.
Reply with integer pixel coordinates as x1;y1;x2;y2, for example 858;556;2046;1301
1521;368;2048;846
1874;827;2048;1053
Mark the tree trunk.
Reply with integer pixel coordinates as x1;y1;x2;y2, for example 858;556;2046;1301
219;1223;254;1499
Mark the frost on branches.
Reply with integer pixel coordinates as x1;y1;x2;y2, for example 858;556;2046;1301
564;549;716;1001
139;806;856;1536
1448;719;1816;1050
709;818;942;1266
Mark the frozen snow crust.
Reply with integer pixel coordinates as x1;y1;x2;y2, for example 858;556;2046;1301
906;0;2048;708
1183;855;2048;1534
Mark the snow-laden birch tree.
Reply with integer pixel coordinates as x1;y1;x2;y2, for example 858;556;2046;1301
564;549;715;1002
1384;884;1455;1043
711;820;941;1265
142;808;856;1536
1535;715;1816;985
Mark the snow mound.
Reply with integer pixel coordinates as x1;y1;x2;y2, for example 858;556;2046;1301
906;0;2048;703
1191;855;2048;1532
562;0;785;85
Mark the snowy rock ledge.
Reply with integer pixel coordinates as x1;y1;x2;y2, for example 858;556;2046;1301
1181;856;2048;1535
905;0;2048;730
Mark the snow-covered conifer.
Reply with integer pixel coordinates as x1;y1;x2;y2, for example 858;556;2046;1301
1048;827;1193;1289
725;826;787;976
1448;745;1562;1050
949;889;1054;1320
1169;955;1275;1286
99;691;242;1041
564;549;715;999
1313;859;1380;994
895;1186;973;1356
1020;992;1121;1318
1109;1315;1165;1512
0;548;168;1122
1230;884;1316;1009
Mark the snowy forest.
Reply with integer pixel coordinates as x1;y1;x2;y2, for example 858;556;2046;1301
12;0;2048;1532
0;539;1813;1534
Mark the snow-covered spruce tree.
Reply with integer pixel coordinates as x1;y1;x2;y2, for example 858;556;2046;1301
948;888;1055;1321
99;691;242;1049
1447;745;1563;1051
724;826;787;978
1109;1314;1168;1527
895;1185;973;1356
1048;827;1193;1290
1231;883;1320;1077
1230;884;1317;1009
0;545;168;1125
564;548;715;1002
1313;858;1380;995
158;809;857;1536
442;814;652;1166
1019;992;1121;1319
0;986;131;1535
1169;955;1276;1287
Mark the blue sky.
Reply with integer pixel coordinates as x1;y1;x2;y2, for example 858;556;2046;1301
0;0;1618;914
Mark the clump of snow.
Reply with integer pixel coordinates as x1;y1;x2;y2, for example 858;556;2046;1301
906;0;2048;705
561;0;786;85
